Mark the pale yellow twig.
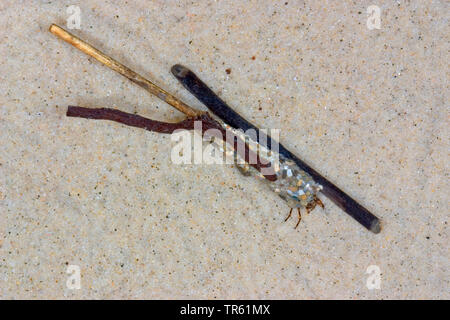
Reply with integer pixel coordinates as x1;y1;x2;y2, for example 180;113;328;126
49;24;202;117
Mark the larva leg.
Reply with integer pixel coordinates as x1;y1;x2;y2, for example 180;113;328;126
235;163;251;176
284;208;293;222
295;208;302;229
315;196;325;209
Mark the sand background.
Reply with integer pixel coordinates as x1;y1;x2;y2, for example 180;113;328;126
0;1;448;299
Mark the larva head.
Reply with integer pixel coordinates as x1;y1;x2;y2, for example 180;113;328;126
289;182;323;208
306;195;325;212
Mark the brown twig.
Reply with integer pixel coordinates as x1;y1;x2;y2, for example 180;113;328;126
66;106;277;181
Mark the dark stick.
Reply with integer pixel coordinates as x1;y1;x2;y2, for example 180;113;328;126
66;106;277;181
171;64;381;233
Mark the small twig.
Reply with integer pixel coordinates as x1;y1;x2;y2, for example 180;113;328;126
50;24;202;117
67;106;203;133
